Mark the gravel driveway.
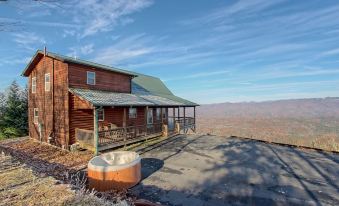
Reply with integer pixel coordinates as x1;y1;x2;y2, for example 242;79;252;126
132;135;339;206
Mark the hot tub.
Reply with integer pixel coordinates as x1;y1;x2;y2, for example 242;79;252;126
88;151;141;191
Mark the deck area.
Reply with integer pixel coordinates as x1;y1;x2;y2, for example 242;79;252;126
75;117;196;152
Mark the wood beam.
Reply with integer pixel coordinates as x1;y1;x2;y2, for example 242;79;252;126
194;106;196;132
184;107;186;134
123;107;127;127
93;107;99;156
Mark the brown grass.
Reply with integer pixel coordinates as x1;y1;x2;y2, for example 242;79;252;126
0;139;133;206
0;154;74;206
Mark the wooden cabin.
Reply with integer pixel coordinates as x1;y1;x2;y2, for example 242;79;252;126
22;50;198;154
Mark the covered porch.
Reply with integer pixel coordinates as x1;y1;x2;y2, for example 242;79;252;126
69;88;197;154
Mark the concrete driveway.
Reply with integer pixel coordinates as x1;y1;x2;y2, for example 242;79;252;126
131;135;339;206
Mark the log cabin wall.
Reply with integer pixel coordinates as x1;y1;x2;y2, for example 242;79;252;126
69;105;150;144
68;63;132;93
28;56;69;147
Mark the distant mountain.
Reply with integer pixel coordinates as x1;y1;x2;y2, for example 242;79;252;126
197;97;339;118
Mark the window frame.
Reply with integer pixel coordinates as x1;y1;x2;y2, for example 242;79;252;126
45;73;50;92
147;109;153;124
32;77;36;94
156;108;161;120
87;71;96;85
98;108;104;121
33;108;38;124
129;108;137;119
162;108;167;119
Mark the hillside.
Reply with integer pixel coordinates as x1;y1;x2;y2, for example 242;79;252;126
195;97;339;152
197;97;339;118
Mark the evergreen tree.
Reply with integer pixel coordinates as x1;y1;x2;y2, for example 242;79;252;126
0;81;28;138
0;91;5;130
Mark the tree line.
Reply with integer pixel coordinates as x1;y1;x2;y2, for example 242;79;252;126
0;81;28;139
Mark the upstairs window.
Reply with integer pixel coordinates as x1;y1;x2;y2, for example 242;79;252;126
32;77;36;93
87;71;96;85
45;73;50;92
98;108;104;121
156;108;161;120
129;108;137;118
33;108;38;124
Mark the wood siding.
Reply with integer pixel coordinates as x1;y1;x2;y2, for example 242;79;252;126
28;56;69;147
68;63;132;93
69;103;150;144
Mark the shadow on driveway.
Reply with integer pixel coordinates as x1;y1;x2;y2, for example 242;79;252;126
132;135;339;206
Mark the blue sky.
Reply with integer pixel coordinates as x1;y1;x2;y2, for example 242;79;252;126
0;0;339;103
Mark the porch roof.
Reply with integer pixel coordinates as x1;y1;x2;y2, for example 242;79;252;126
69;88;194;107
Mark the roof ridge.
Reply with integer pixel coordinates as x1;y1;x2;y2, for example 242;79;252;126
35;50;136;77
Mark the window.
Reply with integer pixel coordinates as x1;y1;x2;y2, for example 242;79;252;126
45;73;50;92
156;108;161;120
129;108;137;118
98;108;104;121
87;71;96;85
147;109;153;124
162;108;167;119
32;77;36;93
33;108;38;124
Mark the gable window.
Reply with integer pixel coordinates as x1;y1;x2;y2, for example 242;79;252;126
87;71;96;85
32;77;36;93
129;108;137;118
162;108;167;119
33;108;38;124
156;108;161;120
45;73;50;92
98;108;104;121
147;109;153;124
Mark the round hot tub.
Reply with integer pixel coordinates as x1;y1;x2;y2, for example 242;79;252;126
88;151;141;191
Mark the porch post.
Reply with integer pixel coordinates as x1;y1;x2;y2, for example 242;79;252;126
145;106;148;135
193;106;196;132
93;107;99;156
123;107;127;127
183;106;186;134
161;107;163;123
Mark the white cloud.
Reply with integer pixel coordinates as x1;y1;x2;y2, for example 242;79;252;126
92;34;155;65
74;0;153;37
319;48;339;57
80;44;94;55
164;70;230;82
12;32;46;51
68;43;95;58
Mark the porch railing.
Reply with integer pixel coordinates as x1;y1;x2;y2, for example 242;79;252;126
98;123;162;146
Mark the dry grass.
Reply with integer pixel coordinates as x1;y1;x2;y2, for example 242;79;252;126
0;151;132;206
0;154;74;206
0;138;134;206
0;137;93;181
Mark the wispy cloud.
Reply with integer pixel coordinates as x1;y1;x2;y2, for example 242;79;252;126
92;34;155;65
319;48;339;57
74;0;153;37
12;32;46;51
164;70;230;82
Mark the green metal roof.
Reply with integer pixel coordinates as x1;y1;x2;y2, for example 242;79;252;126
69;88;189;107
131;74;198;106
